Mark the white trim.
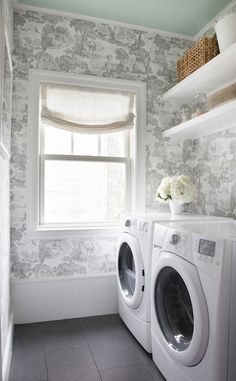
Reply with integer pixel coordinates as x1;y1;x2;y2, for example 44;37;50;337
27;70;146;237
193;0;236;41
27;226;120;239
14;2;194;41
2;313;13;381
11;274;118;324
11;272;116;284
0;144;10;160
0;23;13;160
41;154;129;163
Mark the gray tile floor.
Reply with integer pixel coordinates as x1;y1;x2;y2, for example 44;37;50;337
9;314;165;381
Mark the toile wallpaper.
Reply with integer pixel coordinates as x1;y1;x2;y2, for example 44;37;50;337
186;3;236;218
11;7;192;280
11;4;236;282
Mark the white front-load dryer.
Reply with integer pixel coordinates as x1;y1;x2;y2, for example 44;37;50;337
116;213;231;353
151;221;236;381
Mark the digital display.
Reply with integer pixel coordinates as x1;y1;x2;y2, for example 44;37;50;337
198;239;216;257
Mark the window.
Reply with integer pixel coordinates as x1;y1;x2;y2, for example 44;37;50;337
27;71;146;237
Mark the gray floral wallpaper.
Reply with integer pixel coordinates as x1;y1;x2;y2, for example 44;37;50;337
11;7;192;280
0;0;13;368
185;3;236;218
11;3;236;281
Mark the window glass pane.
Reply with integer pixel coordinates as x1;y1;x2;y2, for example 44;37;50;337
43;124;72;154
43;160;126;224
73;134;99;156
100;131;129;157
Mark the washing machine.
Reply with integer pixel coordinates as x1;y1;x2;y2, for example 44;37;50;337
151;220;236;381
116;213;231;353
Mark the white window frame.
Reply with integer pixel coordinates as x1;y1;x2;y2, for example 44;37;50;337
27;70;146;239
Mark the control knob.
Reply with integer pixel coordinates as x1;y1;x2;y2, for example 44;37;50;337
169;233;179;245
125;219;131;227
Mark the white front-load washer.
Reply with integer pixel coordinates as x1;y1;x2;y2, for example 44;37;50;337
116;213;231;353
151;221;236;381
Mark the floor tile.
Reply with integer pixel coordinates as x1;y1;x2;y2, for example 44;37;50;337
79;314;122;343
41;318;87;352
46;346;101;381
13;323;44;354
80;315;141;370
9;314;165;381
9;346;47;381
100;363;155;381
119;320;165;380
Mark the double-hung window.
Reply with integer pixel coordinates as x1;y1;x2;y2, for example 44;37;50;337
27;71;146;237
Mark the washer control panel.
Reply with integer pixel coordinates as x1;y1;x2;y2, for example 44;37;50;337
162;228;191;259
153;224;168;249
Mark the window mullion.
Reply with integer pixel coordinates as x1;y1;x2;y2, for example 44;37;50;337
98;134;101;156
71;132;74;155
41;153;128;163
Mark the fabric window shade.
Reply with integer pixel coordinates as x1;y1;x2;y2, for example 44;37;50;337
40;84;135;134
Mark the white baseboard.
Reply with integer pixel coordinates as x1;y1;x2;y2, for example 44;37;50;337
2;313;14;381
11;274;118;324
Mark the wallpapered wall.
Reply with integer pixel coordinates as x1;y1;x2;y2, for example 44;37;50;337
11;8;192;280
185;3;236;218
0;0;13;369
11;3;236;281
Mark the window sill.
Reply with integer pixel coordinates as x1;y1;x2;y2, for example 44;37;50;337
27;226;121;240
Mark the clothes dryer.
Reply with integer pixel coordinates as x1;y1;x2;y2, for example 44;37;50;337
117;213;231;353
151;221;236;380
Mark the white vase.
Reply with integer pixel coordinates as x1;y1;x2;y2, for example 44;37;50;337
215;14;236;52
169;200;184;216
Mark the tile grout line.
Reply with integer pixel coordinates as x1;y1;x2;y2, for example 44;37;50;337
76;319;103;381
85;342;103;381
40;324;50;381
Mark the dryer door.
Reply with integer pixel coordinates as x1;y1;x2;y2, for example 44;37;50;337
117;233;145;309
152;252;209;366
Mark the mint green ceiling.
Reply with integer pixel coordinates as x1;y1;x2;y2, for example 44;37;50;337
17;0;232;36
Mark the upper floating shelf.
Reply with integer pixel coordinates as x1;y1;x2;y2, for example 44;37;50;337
162;43;236;105
162;100;236;139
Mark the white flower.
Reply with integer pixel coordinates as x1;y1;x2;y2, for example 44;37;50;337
156;177;172;203
156;175;197;204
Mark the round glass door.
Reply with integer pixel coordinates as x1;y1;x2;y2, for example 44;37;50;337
118;242;136;299
117;234;144;309
155;266;194;352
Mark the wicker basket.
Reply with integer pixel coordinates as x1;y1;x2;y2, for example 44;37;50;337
208;83;236;110
177;34;219;82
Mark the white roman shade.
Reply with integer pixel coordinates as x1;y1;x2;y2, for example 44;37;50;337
40;83;135;134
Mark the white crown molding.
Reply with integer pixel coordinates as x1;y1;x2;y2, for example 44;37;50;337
193;0;236;41
13;2;194;41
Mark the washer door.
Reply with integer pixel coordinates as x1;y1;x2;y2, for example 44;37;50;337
117;233;145;309
152;252;209;366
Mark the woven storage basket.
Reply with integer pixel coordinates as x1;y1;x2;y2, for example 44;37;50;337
208;83;236;110
177;34;219;82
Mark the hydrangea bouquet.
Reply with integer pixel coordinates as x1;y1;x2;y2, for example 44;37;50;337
156;175;197;205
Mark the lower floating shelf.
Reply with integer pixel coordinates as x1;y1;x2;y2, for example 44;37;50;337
163;100;236;139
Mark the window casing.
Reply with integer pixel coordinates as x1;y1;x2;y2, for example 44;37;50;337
27;70;146;238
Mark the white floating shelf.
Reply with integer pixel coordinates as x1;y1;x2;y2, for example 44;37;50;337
163;43;236;105
163;100;236;139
